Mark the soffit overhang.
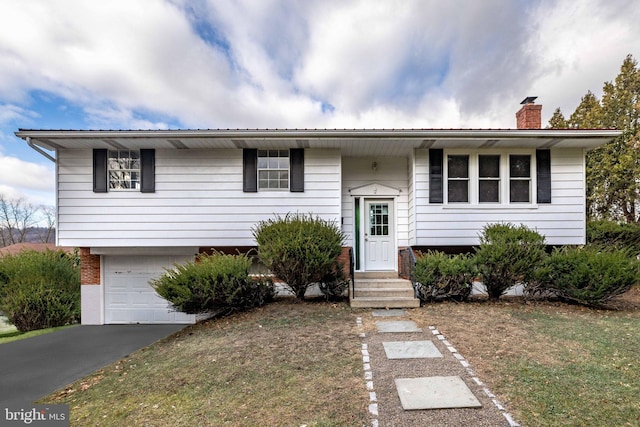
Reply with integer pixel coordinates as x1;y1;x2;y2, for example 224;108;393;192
15;129;622;157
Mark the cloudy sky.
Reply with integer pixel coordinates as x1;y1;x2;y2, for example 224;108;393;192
1;0;639;208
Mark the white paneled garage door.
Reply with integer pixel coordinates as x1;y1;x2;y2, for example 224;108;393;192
104;255;196;324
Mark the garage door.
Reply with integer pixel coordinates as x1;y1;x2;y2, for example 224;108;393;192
104;255;196;324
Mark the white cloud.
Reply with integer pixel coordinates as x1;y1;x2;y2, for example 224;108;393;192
0;0;639;132
0;154;55;205
526;0;640;123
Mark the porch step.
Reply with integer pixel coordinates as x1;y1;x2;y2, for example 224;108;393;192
350;276;420;308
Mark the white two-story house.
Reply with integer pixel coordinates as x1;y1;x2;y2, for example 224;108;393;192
16;100;619;324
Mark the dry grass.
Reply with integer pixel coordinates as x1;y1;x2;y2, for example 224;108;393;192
43;299;369;427
40;289;640;426
413;288;640;427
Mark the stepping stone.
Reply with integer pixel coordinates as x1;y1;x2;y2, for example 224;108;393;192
372;309;408;317
395;376;482;410
376;321;422;333
383;341;443;359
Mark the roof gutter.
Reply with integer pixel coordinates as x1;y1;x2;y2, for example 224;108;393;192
26;137;56;163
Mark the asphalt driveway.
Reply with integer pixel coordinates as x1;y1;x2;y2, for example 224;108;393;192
0;324;186;408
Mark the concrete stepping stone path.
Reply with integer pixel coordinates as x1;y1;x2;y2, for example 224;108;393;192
395;376;483;410
383;340;443;359
371;309;408;317
375;320;422;333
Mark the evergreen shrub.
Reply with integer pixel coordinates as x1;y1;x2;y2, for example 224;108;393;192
414;250;475;302
587;220;640;255
474;223;547;300
532;246;640;306
151;252;274;315
253;213;345;299
317;261;350;301
0;249;80;332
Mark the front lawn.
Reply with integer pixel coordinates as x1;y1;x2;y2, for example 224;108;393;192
43;299;369;427
419;289;640;427
40;292;640;426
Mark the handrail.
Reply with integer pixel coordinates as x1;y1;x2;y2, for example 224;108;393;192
349;246;355;298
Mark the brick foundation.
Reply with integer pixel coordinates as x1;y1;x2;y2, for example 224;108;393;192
79;247;100;285
337;247;353;279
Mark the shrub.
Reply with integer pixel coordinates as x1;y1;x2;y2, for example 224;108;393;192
253;213;345;299
474;223;547;300
0;249;80;332
317;261;350;301
587;220;640;255
151;252;275;315
532;246;640;306
414;250;475;302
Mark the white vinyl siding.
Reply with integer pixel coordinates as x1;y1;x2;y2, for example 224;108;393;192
341;157;410;248
57;148;341;247
414;148;587;246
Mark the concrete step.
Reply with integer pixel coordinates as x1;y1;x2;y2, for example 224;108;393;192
354;278;414;289
354;271;399;279
350;297;421;308
350;275;420;308
353;287;415;298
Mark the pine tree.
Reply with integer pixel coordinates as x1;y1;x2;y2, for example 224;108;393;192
553;55;640;222
547;108;568;129
586;55;640;222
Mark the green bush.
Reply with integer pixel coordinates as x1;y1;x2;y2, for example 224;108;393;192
414;251;475;302
587;220;640;255
151;252;275;315
0;249;80;332
317;261;350;301
474;223;547;300
532;246;640;306
253;213;345;299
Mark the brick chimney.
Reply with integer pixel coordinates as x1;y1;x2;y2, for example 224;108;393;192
516;96;542;129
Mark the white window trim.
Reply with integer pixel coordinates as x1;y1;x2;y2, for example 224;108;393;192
108;149;140;192
442;149;538;208
257;149;290;191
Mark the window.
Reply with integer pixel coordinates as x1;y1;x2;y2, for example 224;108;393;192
108;150;140;190
447;155;469;203
509;155;531;203
243;148;304;193
429;150;548;205
258;150;289;190
479;155;500;203
93;149;154;193
369;203;389;236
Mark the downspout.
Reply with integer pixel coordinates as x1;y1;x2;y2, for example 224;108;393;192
26;137;56;163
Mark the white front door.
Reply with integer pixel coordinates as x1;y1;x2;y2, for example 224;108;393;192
364;199;395;271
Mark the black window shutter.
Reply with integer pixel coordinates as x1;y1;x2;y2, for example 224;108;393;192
429;149;443;203
243;149;258;192
93;149;108;193
536;149;551;203
140;149;155;193
290;148;304;192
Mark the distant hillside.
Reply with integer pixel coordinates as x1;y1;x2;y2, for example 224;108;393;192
0;227;56;247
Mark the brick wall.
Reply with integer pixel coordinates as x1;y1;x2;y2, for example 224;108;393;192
516;103;542;129
337;247;352;279
79;247;100;285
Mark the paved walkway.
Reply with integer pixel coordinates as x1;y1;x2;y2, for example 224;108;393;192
0;324;185;408
357;309;520;426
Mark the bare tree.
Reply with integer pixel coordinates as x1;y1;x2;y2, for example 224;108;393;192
0;194;43;247
36;204;57;243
